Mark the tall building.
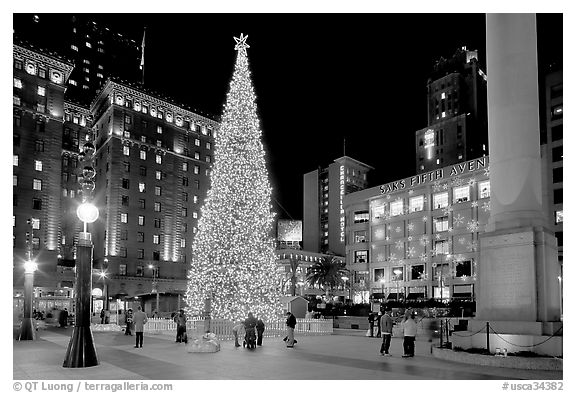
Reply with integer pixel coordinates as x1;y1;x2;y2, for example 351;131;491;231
540;68;563;276
415;47;488;174
13;14;142;105
303;156;373;256
13;41;219;316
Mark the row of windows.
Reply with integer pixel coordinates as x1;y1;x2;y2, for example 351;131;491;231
372;261;472;282
121;194;199;208
121;144;212;164
119;209;198;224
13;196;43;210
13;176;43;190
13;156;43;171
14;59;63;84
120;177;201;191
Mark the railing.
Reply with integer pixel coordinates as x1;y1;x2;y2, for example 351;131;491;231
144;318;333;340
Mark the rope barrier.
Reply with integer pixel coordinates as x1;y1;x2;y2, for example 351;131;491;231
487;325;563;348
451;326;486;337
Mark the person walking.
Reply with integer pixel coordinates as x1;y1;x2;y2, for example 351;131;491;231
367;312;375;337
59;308;69;328
285;311;297;348
133;306;148;348
402;309;417;357
256;318;265;346
100;309;105;324
124;309;133;336
376;311;383;338
232;321;245;348
174;309;187;343
379;308;394;356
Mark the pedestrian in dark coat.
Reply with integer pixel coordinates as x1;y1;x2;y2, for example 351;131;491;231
285;311;297;347
124;309;133;335
174;309;187;343
133;306;148;348
59;308;69;328
376;311;383;338
256;319;265;346
379;309;394;356
367;312;375;337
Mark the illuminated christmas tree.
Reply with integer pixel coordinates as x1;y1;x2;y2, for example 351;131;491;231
185;34;282;322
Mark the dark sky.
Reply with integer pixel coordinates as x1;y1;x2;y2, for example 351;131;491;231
16;13;562;220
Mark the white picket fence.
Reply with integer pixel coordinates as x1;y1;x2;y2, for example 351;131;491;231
144;318;333;340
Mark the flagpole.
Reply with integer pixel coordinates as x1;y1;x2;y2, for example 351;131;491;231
140;27;146;85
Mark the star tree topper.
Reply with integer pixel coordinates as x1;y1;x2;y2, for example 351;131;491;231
234;33;250;55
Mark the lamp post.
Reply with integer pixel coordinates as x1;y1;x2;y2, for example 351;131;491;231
393;268;403;304
63;137;99;368
98;271;108;312
148;264;159;316
17;260;38;340
342;276;349;302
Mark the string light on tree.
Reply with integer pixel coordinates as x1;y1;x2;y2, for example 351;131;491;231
185;34;282;322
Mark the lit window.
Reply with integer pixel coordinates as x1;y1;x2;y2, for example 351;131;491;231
555;211;563;224
354;250;368;263
14;96;21;105
409;195;424;212
69;79;77;86
372;205;386;220
153;235;160;244
123;131;131;138
194;152;200;160
441;92;446;99
181;238;186;248
433;192;448;209
453;186;470;203
206;155;211;163
434;216;449;232
193;195;198;203
123;146;130;156
83;85;89;90
70;190;75;198
154;202;161;212
195;139;200;146
119;265;127;276
479;181;490;199
13;78;22;89
13;155;19;166
140;150;146;160
155;171;162;180
138;216;145;226
354;230;367;243
31;218;41;230
83;67;90;73
436;158;440;164
206;142;211;150
33;179;42;190
86;42;92;48
192;211;198;219
156;140;162;147
71;44;78;51
97;73;103;78
434;239;450;255
34;160;43;171
13;175;18;186
37;103;45;113
156;155;162;164
194;165;200;174
182;162;188;172
139;182;145;193
120;213;128;223
155;186;161;196
390;200;404;216
354;210;369;223
441;111;446;118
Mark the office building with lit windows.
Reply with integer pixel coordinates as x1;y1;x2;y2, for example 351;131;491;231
415;47;488;174
303;156;373;256
13;41;219;316
344;157;491;303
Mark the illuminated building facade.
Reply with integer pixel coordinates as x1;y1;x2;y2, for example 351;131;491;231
303;156;373;256
415;47;488;174
344;157;491;303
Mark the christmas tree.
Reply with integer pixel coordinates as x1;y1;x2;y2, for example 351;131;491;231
185;34;282;322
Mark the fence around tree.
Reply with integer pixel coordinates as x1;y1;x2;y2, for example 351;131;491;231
144;318;333;340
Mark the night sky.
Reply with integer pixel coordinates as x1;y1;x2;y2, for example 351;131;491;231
15;13;562;220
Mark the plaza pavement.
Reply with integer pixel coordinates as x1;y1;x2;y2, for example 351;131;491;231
13;326;562;380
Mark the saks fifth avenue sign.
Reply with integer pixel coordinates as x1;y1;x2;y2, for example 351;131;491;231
379;157;488;194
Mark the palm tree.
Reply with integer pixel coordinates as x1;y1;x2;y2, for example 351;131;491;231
306;256;348;299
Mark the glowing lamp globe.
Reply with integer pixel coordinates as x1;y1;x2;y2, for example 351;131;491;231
77;202;99;223
24;260;38;273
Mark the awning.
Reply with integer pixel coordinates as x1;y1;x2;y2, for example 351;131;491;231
407;293;426;299
372;293;386;299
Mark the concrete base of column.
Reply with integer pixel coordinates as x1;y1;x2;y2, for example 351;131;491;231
17;318;36;341
62;326;99;368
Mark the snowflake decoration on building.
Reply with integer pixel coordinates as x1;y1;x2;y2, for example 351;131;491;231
455;254;465;263
442;206;453;216
407;247;416;258
433;181;442;192
460;275;468;281
454;214;465;227
458;237;466;245
468;178;476;186
435;233;441;240
466;220;479;232
422;216;428;222
448;226;453;233
395;226;402;233
484;167;490;177
482;201;491;212
395;240;404;250
467;240;478;252
443;183;448;190
374;229;385;239
407;223;415;232
386;194;391;200
389;253;398;263
377;253;386;262
385;236;390;241
452;176;464;187
471;201;479;208
407;236;413;241
383;212;391;221
408;189;414;195
419;253;428;262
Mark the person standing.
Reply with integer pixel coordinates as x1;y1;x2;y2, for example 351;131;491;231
376;311;383;338
379;308;394;356
256;318;265;346
402;309;417;357
59;308;69;328
174;309;187;343
367;312;375;337
232;322;245;348
133;306;148;348
100;309;105;324
124;309;133;336
104;309;111;324
285;311;297;348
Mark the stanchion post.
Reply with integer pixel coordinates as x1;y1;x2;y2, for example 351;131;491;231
486;321;490;353
439;319;444;348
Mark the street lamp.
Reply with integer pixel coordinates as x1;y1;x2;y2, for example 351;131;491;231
393;268;403;303
17;259;38;340
98;270;108;312
148;264;159;316
341;276;349;301
63;137;99;368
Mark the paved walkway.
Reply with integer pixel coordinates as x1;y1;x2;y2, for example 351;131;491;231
13;327;562;380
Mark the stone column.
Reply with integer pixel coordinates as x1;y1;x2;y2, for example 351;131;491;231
476;14;561;324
